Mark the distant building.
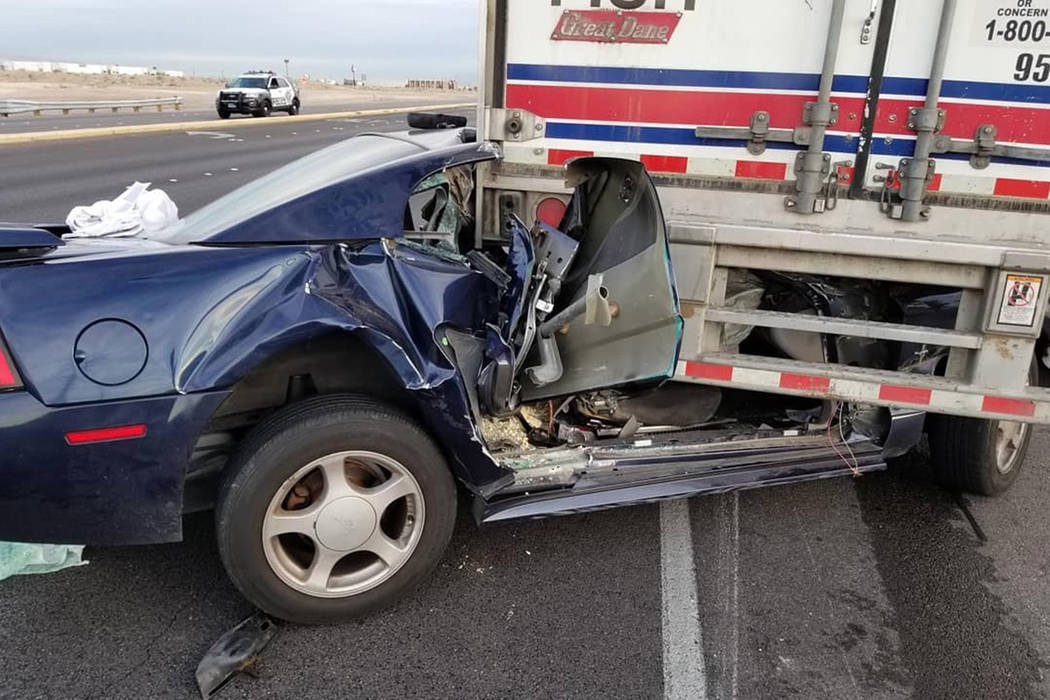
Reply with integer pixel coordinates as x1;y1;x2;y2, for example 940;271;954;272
405;79;458;90
109;65;150;76
0;60;183;77
1;60;53;72
52;62;107;75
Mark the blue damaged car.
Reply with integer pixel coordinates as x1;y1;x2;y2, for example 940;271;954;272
1;119;943;623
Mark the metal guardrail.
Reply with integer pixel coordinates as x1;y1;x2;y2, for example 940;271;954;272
0;97;182;117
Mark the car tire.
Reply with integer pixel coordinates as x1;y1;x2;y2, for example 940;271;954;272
289;99;300;116
217;108;230;119
926;362;1037;496
254;100;271;118
215;395;457;624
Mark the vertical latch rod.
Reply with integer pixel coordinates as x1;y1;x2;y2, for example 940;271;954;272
896;0;957;222
787;0;846;215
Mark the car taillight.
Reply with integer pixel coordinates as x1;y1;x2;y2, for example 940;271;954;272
0;334;22;390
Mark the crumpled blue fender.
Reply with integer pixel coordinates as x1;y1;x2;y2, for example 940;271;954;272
175;239;511;493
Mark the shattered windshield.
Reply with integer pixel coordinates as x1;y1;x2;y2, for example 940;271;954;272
149;135;422;244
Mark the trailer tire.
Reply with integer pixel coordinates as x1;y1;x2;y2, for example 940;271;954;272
926;414;1030;496
927;360;1039;496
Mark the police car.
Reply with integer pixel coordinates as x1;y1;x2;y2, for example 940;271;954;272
216;71;300;118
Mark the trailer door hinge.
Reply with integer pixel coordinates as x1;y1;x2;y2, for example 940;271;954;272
971;124;998;169
928;123;1050;170
747;111;771;155
694;110;802;155
486;108;545;143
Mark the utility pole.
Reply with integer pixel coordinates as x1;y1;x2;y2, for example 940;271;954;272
284;59;290;79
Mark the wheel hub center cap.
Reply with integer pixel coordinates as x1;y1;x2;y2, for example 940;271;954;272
314;497;377;551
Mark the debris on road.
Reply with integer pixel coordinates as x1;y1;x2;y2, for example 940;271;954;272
0;541;86;580
195;612;278;699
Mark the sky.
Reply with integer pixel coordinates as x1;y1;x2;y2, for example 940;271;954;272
0;0;480;84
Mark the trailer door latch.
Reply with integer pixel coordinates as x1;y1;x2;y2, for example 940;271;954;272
876;159;937;220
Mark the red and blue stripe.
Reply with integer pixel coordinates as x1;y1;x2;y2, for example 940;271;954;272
507;63;1050;175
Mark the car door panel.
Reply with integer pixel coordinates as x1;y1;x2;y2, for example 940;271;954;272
519;158;682;401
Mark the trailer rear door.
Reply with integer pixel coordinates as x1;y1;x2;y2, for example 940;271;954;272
493;0;877;186
861;0;1050;207
485;0;1050;218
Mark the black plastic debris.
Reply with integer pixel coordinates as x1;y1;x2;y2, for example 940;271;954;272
195;612;278;698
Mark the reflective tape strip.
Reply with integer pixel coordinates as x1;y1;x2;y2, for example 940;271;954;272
545;150;794;181
779;373;831;393
993;178;1050;200
537;149;1046;195
684;361;733;381
982;395;1036;417
675;361;1047;421
878;385;933;405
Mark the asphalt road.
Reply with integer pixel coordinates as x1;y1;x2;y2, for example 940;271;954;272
1;116;1049;699
0;95;469;134
0;110;465;223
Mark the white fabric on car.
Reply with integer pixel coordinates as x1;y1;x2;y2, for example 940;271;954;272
66;182;179;238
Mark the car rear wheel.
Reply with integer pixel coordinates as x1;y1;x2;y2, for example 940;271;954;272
215;395;457;624
289;98;300;116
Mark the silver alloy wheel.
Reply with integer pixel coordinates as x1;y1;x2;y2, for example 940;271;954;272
262;451;425;599
995;421;1029;475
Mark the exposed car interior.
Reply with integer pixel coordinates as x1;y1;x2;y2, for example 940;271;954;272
401;157;931;472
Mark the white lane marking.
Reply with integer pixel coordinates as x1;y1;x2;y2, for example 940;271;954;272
729;493;740;700
186;131;235;140
661;499;708;700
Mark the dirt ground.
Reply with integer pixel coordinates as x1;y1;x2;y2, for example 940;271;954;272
0;70;472;111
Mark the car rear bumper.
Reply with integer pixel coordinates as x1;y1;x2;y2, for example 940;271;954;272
0;390;227;546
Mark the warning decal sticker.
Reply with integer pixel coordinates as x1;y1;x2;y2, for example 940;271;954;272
997;274;1043;326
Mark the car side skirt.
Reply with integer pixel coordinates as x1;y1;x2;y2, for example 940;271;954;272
475;433;884;523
